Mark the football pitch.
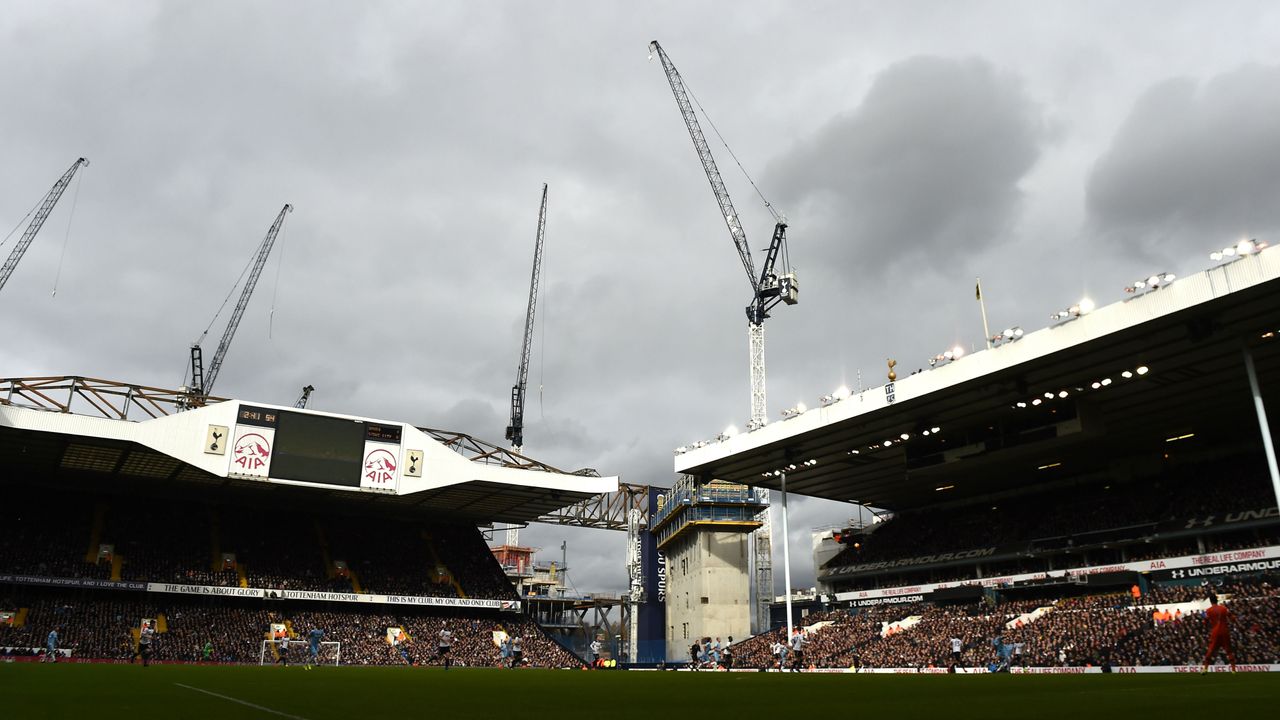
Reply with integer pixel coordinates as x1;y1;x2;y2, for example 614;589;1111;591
2;664;1276;719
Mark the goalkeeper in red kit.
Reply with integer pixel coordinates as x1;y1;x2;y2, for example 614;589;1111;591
1200;593;1237;673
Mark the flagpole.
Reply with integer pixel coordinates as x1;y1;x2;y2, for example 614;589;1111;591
977;277;992;350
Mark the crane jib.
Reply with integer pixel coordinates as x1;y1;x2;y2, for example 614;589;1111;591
507;184;548;451
199;204;293;395
0;158;89;294
650;42;759;294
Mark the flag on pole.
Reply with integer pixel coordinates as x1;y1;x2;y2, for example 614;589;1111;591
976;277;992;350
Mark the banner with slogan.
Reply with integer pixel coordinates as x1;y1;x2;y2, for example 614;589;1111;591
0;574;147;592
1147;556;1280;582
0;573;520;611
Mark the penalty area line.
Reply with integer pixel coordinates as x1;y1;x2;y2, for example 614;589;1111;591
174;683;311;720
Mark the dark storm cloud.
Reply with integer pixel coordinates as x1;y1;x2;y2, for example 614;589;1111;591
769;56;1044;279
1086;64;1280;255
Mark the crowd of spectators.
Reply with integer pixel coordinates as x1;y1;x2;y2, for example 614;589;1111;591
823;466;1277;597
0;487;523;603
431;527;519;601
827;468;1275;576
1111;582;1280;666
724;577;1280;670
0;496;103;580
0;587;582;668
328;523;447;597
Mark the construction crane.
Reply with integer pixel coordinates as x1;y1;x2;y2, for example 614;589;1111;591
505;184;548;453
187;204;293;400
295;384;314;409
0;158;89;295
649;40;795;635
648;41;797;430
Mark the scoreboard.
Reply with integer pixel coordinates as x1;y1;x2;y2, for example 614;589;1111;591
224;404;418;491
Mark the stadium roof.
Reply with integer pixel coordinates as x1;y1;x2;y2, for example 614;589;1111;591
0;384;616;524
675;247;1280;511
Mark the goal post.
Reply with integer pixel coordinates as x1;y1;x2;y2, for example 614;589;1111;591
259;639;341;666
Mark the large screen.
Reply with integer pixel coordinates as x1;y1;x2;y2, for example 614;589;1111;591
270;411;366;487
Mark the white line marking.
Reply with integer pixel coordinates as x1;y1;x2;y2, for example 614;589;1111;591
174;683;311;720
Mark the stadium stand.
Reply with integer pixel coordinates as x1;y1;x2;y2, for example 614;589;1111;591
821;461;1279;594
724;578;1279;670
0;587;581;667
0;480;582;667
0;485;522;601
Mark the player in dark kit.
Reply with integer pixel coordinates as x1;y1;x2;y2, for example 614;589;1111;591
1201;593;1237;673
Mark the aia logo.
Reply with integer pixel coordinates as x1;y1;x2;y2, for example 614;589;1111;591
233;433;271;471
364;448;397;485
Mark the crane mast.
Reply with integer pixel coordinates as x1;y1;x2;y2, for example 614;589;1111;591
505;184;548;452
193;204;293;396
0;158;89;294
648;42;796;428
295;384;314;409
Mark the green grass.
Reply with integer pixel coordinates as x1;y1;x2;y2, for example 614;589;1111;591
1;664;1276;719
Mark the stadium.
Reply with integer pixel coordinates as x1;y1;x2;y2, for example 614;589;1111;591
4;246;1279;717
4;8;1280;719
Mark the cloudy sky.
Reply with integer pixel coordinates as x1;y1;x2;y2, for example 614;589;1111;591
4;1;1280;595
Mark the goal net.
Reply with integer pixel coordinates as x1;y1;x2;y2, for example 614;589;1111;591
259;639;341;666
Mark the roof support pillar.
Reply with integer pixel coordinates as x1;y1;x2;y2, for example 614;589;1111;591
1242;344;1280;514
779;471;793;638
